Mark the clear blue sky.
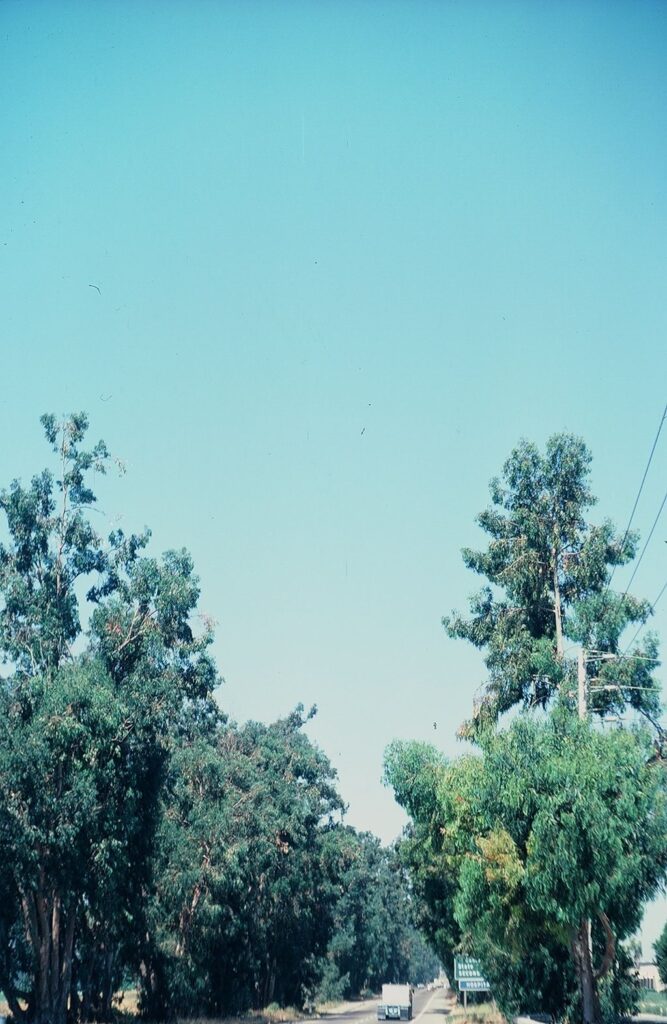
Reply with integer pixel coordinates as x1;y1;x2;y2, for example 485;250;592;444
2;0;666;953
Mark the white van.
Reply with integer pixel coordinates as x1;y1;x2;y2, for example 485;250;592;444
377;984;412;1021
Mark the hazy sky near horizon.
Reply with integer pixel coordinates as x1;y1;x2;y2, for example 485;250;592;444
2;0;666;952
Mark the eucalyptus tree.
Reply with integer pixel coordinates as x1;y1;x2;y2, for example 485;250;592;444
142;706;438;1017
142;705;346;1017
386;434;665;1024
316;828;441;1001
385;716;667;1024
444;434;661;736
382;742;457;974
237;706;345;1009
448;713;666;1022
0;414;219;1024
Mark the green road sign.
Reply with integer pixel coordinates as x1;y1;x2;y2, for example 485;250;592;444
454;956;490;991
458;979;491;992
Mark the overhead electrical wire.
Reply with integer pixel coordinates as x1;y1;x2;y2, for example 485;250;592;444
618;486;667;601
623;578;667;654
606;400;667;592
597;400;667;663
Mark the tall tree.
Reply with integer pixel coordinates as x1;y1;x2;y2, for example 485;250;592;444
316;828;440;1001
0;414;218;1024
449;714;666;1023
385;716;667;1023
443;434;660;736
142;705;345;1017
387;434;665;1024
382;742;457;975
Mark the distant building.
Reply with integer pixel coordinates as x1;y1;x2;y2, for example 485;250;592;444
637;962;665;992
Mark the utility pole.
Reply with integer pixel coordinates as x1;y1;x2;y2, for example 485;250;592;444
578;648;587;719
576;646;598;1024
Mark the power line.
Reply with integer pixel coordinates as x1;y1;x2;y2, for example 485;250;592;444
618;486;667;601
623;578;667;653
607;400;667;590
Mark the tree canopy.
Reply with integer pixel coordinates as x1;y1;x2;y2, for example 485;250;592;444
0;413;439;1024
0;415;219;1024
387;433;666;1024
443;434;661;737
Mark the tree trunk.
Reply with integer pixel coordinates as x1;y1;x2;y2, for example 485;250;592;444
58;911;76;1024
5;987;31;1023
102;949;117;1020
552;545;564;659
19;886;75;1024
139;945;173;1021
572;919;602;1024
594;911;616;982
259;954;276;1008
78;937;120;1022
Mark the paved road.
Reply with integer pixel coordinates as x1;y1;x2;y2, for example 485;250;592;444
320;993;667;1024
317;987;453;1024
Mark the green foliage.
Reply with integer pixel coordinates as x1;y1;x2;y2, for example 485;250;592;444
656;921;667;986
383;741;459;977
0;413;110;675
389;434;667;1024
131;702;349;1016
443;434;660;736
143;708;439;1017
451;714;665;1019
638;989;667;1016
0;415;219;1024
386;715;666;1022
597;943;640;1024
312;829;440;1001
0;413;441;1023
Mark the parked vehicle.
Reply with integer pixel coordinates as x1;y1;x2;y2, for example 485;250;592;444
377;984;413;1021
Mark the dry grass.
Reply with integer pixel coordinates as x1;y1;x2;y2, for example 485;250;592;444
107;998;310;1024
175;1014;305;1024
0;1004;304;1024
113;989;141;1015
174;1006;316;1024
174;994;379;1024
0;991;373;1024
317;997;377;1016
446;998;507;1024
